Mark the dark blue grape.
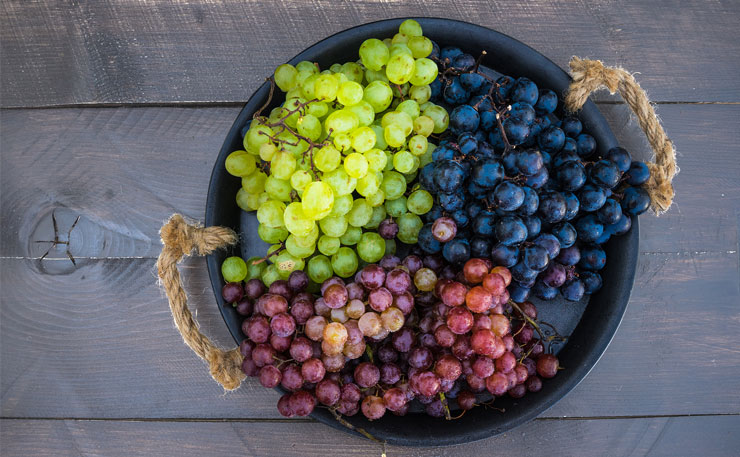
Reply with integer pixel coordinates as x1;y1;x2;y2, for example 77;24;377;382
523;245;549;272
452;53;476;71
551;222;577;248
540;150;552;169
491;243;519;267
575;214;604;243
459;72;485;93
593;227;611;244
537;126;565;153
523;216;542;240
443;78;469;105
626;161;650;186
452;209;470;228
561;117;582;138
469;95;493;112
621;186;651;215
511;77;539;105
429;40;441;60
466;201;483;219
578;184;607;212
533;233;561;259
471;158;504;189
443;238;470;264
516;149;544;177
430;77;443;100
477;141;496;159
418;224;442;254
562;191;580;221
420;163;437;191
479;110;496;132
511;262;538;283
533;280;558;300
501;150;519;175
607;214;632;236
440;46;463;62
580;271;603;294
495;216;528;246
589;160;621;188
519;186;540;216
432;145;455;161
489;128;506;151
508;283;531;303
503;117;530;145
524;167;549;189
458;133;478;155
467;181;487;197
561;278;585;302
423;204;444;223
579;245;607;270
470;237;491;258
510;102;536;124
606;146;632;173
493;181;525;211
495;76;515;102
541;262;567;288
534;89;557;114
560;137;578;156
471;212;496;237
449;104;480;134
434;160;466;193
538;191;567;223
528;115;551;140
597;198;622;225
576;133;596;158
555;245;580;266
439;192;465;212
556;161;586;191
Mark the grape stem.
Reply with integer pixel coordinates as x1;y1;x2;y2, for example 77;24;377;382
253;76;276;119
439;392;452;420
328;407;382;443
251;243;285;265
508;300;567;351
364;344;375;364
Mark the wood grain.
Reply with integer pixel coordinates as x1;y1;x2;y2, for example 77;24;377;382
2;104;738;260
2;250;738;419
2;0;740;107
2;416;739;457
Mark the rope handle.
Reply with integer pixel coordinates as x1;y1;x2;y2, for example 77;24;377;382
157;214;244;391
564;57;678;215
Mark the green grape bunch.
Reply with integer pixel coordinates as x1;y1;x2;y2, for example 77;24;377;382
224;20;447;286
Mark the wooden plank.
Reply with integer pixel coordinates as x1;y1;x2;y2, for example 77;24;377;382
2;416;739;457
2;250;738;419
1;104;738;260
2;0;740;107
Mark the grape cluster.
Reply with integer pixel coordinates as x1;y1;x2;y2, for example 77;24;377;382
417;46;653;303
225;20;447;286
223;255;561;420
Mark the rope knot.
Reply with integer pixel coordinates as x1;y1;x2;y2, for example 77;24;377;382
160;214;238;259
206;348;245;391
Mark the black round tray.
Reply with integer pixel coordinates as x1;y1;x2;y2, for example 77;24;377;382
205;17;638;446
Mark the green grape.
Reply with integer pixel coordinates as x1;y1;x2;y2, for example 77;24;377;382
365;188;385;207
273;251;305;278
389;43;412;57
221;256;247;282
369;124;388;150
257;200;286;228
385;197;408;217
345;198;371;227
277;130;309;157
280;97;305;128
381;171;407;200
420;142;434;167
407;189;433;214
315;145;341;172
409;85;431;104
408;134;428;156
307;255;333;284
325;109;359;135
391;82;410;99
356;172;380;197
333;133;352;152
301;181;332;217
296;61;318;74
295;223;320;245
340;62;364;83
315;74;339;101
284;202;316;237
246;256;266;280
409;58;438;86
363;81;393;113
364;148;388;172
384;238;396;256
397;101;420;121
404;162;419;181
236;188;251;211
300;73;318;99
246;192;268;211
290;170;312;192
391;33;410;45
397;212;423;244
259;143;278;162
323;168;357;196
385;53;415;84
383;124;407;148
261;264;281;287
317;235;341;256
274;64;298;91
329;63;343;73
382;38;393;47
347;101;375;127
399;19;423;37
423;104;450;134
328;194;353;216
339;226;362;245
270;151;297;180
364;68;390;84
413;115;435;137
245;122;274;153
383;151;395;172
268;107;284;123
319;216;348;238
357;232;386;263
225;150;257;177
296;114;322;141
331;247;359;278
285;234;316;258
307;100;329;118
344;152;369;179
364;205;387;229
265;176;292;201
393;150;415;173
407;36;433;58
285;86;304;101
242;170;267;194
381;111;413;136
350;127;376;153
337;81;364;106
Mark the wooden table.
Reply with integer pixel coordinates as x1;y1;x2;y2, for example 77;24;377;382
2;1;739;455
